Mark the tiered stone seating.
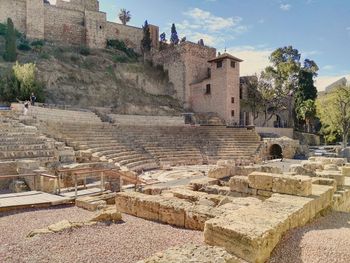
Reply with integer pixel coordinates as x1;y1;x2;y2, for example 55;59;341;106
27;106;101;123
0;117;57;165
20;107;261;171
118;125;261;165
108;114;185;126
51;123;159;172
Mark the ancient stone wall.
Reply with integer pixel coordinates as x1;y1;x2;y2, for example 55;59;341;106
85;10;106;49
0;0;26;32
26;0;44;39
44;5;86;45
0;0;157;51
106;22;143;53
152;42;216;104
56;0;99;12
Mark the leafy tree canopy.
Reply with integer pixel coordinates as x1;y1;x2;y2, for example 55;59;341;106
316;85;350;146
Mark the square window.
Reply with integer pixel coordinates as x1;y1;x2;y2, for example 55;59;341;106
217;61;223;68
231;60;236;68
205;84;211;94
231;110;235;117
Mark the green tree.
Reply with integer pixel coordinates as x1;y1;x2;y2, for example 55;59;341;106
294;59;319;129
0;62;44;102
141;20;152;52
296;99;316;133
3;18;17;62
316;86;350;147
118;9;131;25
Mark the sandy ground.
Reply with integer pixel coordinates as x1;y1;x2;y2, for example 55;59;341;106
0;206;203;263
269;211;350;263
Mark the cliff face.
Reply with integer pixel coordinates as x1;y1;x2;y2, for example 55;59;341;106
0;40;184;115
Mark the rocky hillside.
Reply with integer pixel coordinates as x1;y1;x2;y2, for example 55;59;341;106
0;37;183;116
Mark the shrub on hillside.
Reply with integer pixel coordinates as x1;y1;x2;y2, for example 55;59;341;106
79;46;90;56
112;54;129;63
17;38;31;51
31;40;45;47
0;23;7;36
107;39;138;59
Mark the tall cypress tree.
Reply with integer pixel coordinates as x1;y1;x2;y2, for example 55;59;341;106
170;23;179;45
141;20;152;52
3;18;17;62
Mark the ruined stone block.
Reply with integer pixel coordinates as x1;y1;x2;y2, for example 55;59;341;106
342;166;350;177
208;166;230;179
316;171;345;186
229;176;249;193
248;172;273;191
158;198;192;227
272;175;312;197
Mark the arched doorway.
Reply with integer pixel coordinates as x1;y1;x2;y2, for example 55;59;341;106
269;144;283;159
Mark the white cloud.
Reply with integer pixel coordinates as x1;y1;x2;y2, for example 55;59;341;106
322;65;335;71
227;46;272;76
173;8;248;47
183;8;242;32
280;4;291;11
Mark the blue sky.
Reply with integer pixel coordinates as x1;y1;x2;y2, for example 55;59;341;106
98;0;350;90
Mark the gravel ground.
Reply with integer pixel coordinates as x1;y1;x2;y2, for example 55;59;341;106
0;206;204;263
269;212;350;263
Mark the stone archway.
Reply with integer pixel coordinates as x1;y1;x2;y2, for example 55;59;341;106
269;144;283;159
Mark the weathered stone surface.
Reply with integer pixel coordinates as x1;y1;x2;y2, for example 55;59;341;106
76;192;116;211
137;244;245;263
204;184;334;263
90;206;122;223
272;175;312;197
27;228;53;238
48;220;77;232
324;164;339;171
289;164;316;177
185;205;217;230
208;166;231;179
342;166;350;177
190;177;219;191
158;198;192;228
301;161;324;172
248;172;273;191
316;171;345;186
309;157;346;166
312;178;337;190
167;188;208;202
229;176;249;193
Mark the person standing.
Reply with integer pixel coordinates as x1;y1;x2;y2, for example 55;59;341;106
30;92;36;106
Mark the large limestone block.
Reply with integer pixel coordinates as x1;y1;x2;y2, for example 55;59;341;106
289;164;316;177
248;172;273;191
90;206;122;223
261;166;282;174
342;166;350;177
229;176;249;193
137;244;245;263
233;166;261;176
135;195;161;221
316;171;345;186
204;206;289;263
167;188;208;202
115;192;139;215
190;177;219;191
324;164;339;171
301;161;324;172
272;175;312;197
185;205;217;230
158;198;192;227
208;166;231;179
311;157;346;166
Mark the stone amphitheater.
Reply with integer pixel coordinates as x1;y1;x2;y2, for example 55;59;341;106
1;104;350;263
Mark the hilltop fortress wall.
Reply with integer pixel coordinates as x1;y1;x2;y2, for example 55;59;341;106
0;0;158;52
